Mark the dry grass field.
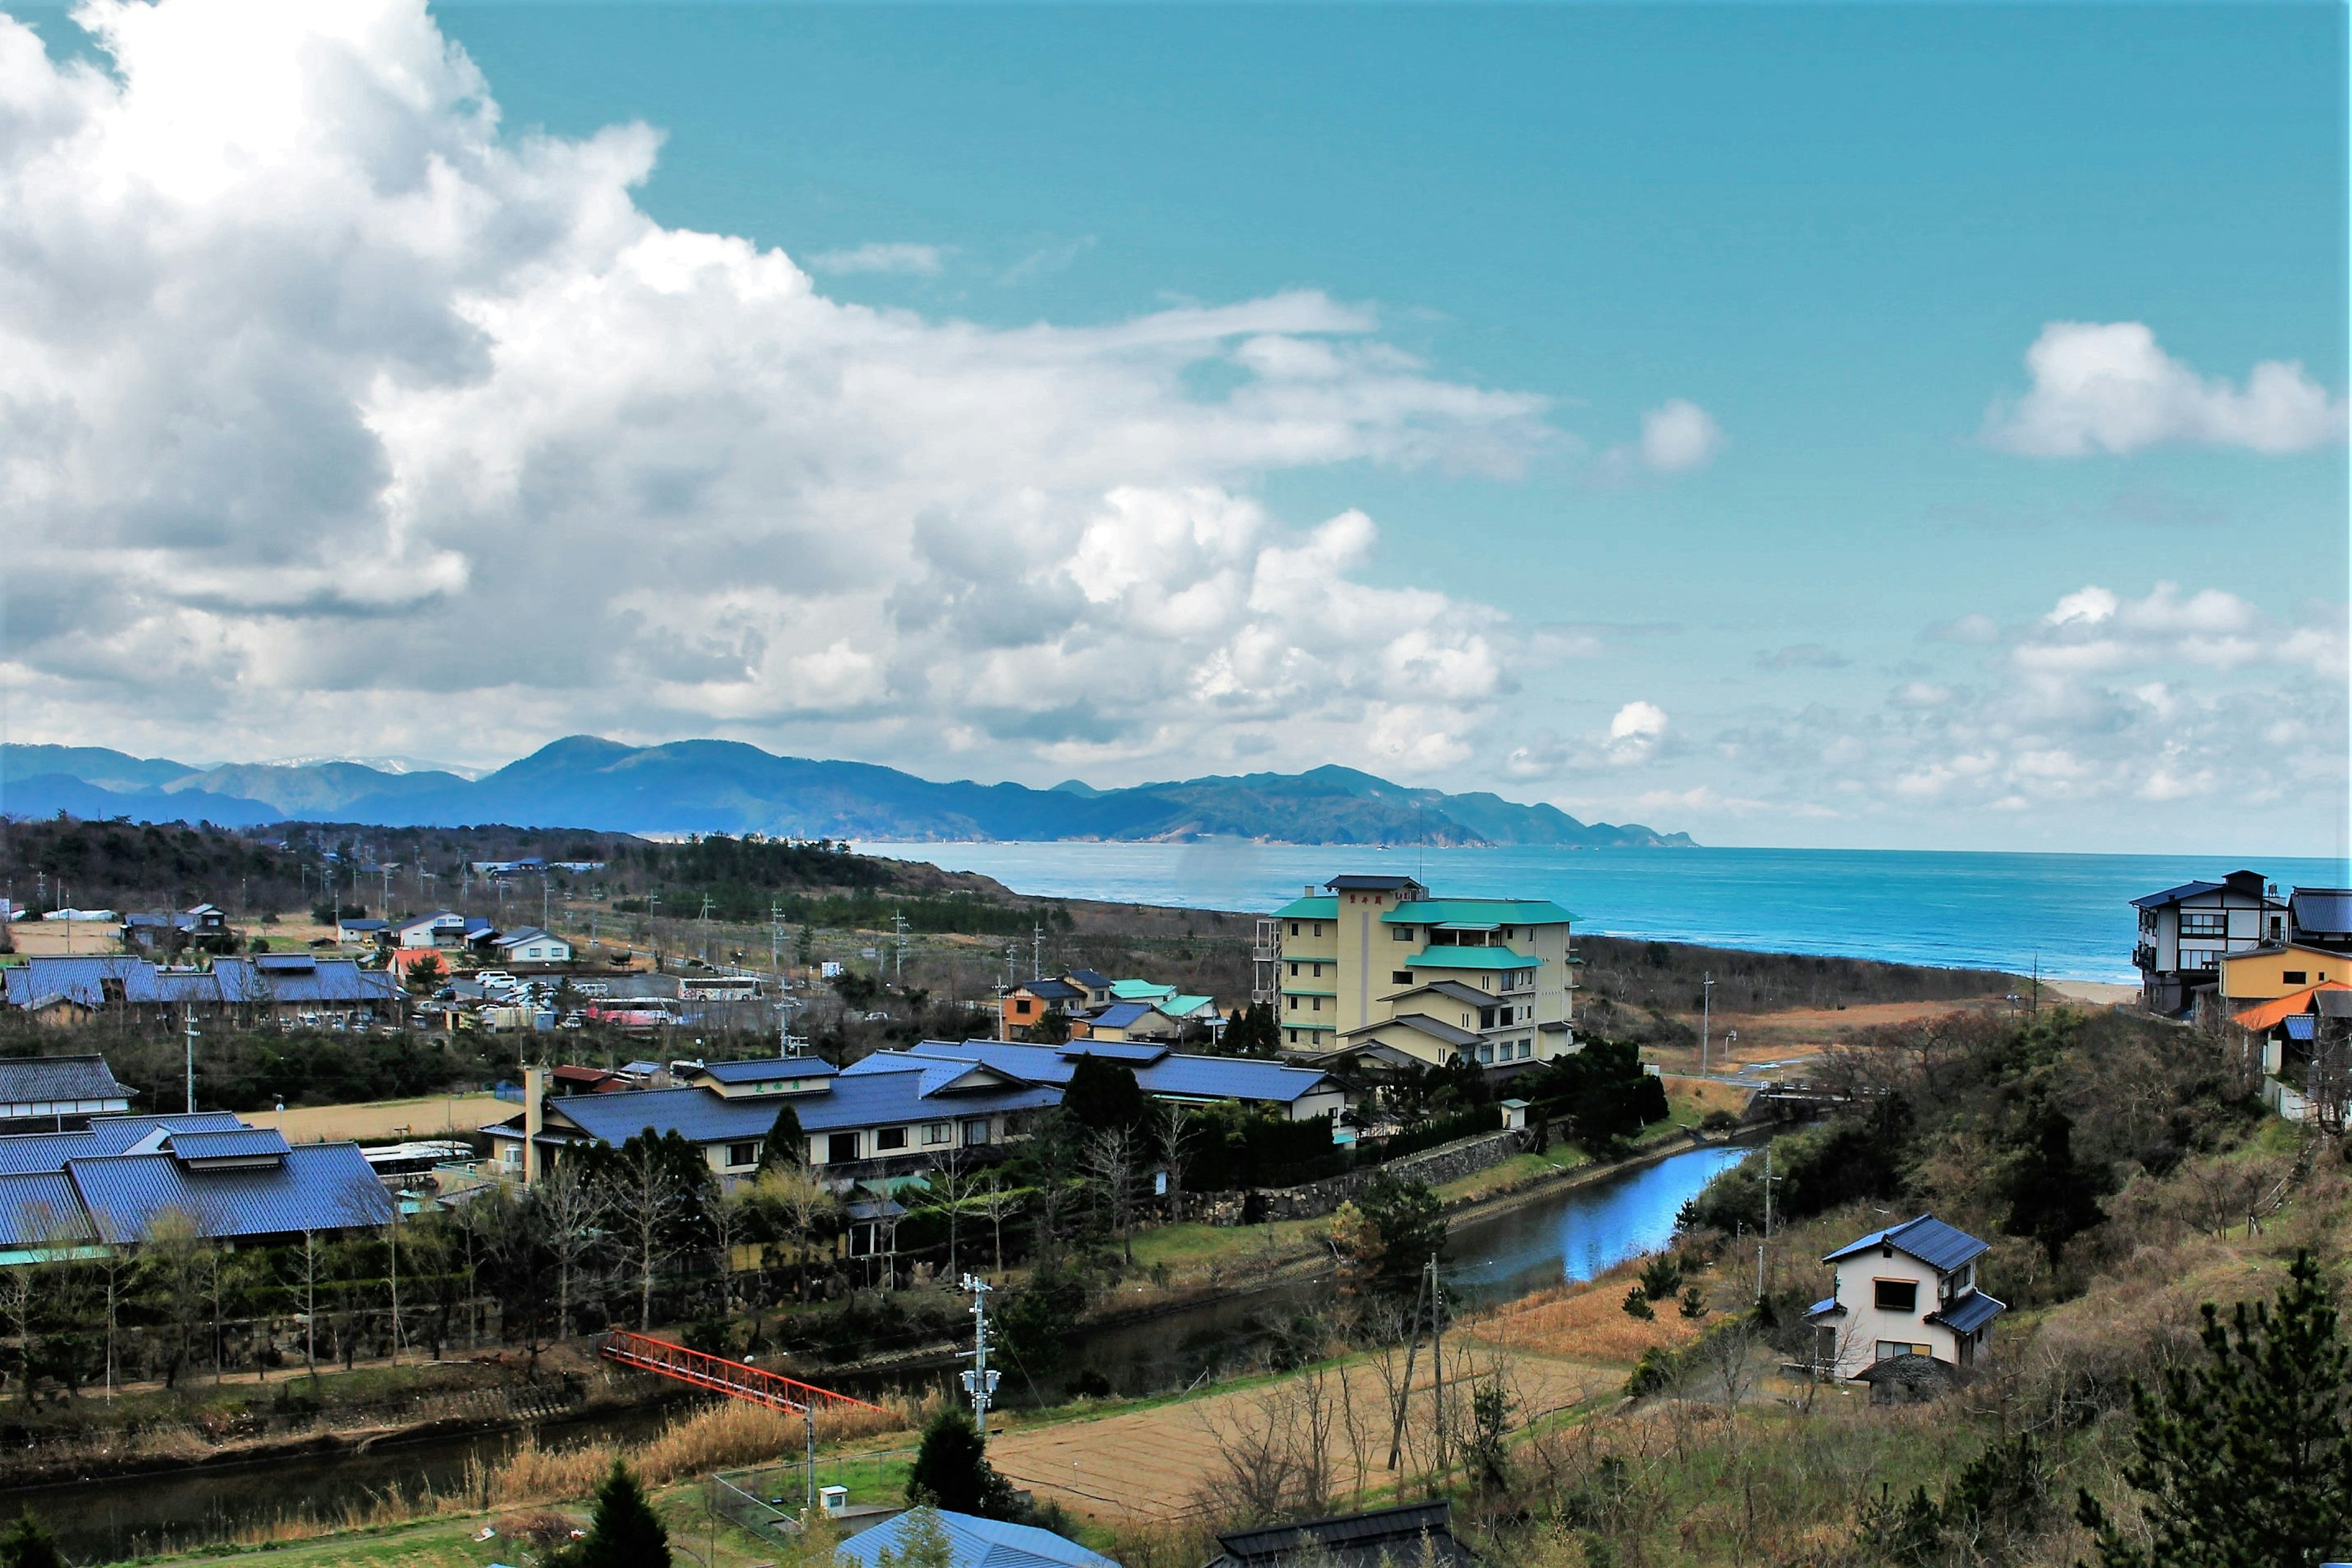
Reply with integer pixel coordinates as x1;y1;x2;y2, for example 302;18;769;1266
245;1093;511;1143
1468;1266;1709;1365
990;1347;1615;1521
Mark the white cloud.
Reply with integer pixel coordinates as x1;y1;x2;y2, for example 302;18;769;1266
1605;700;1668;764
806;242;948;276
0;0;1555;777
1986;321;2346;457
1638;398;1723;471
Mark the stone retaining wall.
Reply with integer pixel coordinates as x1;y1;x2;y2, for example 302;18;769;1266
1177;1127;1532;1226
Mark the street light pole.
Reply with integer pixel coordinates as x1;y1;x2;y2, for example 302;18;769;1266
1700;972;1716;1079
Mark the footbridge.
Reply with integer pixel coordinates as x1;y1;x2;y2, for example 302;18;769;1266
597;1330;885;1415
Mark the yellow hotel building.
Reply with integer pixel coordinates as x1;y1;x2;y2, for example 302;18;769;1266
1264;873;1578;1074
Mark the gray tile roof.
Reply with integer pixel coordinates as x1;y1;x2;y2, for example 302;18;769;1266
697;1058;840;1084
1823;1215;1989;1273
167;1127;293;1161
874;1041;1340;1107
0;1054;135;1108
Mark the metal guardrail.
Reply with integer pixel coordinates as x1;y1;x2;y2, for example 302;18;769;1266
597;1330;886;1414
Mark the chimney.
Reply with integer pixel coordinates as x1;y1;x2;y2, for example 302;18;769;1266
522;1064;546;1187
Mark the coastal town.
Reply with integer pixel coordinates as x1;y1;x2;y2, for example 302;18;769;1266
0;818;2340;1567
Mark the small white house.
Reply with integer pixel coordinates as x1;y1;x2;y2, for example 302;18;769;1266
1806;1215;2005;1381
395;911;469;950
491;926;573;964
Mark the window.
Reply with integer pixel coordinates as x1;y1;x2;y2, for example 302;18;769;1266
1392;971;1412;985
876;1126;908;1152
1289;962;1299;977
1477;1043;1493;1063
1873;1280;1918;1313
2285;971;2309;986
2181;911;2226;936
726;1142;758;1168
1480;1008;1496;1029
1290;922;1300;937
1014;998;1033;1016
1393;926;1414;941
963;1118;992;1147
1312;997;1324;1011
1289;996;1299;1011
1876;1341;1932;1362
1313;922;1325;937
1287;1028;1298;1044
2271;917;2286;940
1311;963;1323;978
826;1133;859;1163
922;1121;953;1145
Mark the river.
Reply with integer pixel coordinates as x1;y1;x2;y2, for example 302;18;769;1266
8;1142;1747;1562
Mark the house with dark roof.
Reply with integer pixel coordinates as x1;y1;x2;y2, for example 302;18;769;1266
1000;977;1085;1038
2289;888;2352;955
866;1040;1348;1123
0;1109;391;1262
1068;1000;1180;1044
485;1054;1057;1190
1208;1501;1470;1568
2132;870;2290;1016
1805;1215;2004;1381
121;903;233;956
0;1055;136;1129
2;954;402;1027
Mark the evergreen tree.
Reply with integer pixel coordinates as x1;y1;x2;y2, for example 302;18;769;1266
756;1101;806;1173
876;1507;957;1568
0;1509;61;1568
1351;1172;1446;1298
1061;1055;1148;1133
1997;1096;2107;1265
907;1408;1020;1518
556;1461;669;1568
2078;1250;2352;1568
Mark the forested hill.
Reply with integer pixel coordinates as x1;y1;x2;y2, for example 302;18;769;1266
1;737;1695;848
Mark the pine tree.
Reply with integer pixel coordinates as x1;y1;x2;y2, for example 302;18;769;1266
559;1460;670;1568
907;1408;1019;1518
2078;1250;2352;1567
1997;1096;2108;1266
756;1101;806;1173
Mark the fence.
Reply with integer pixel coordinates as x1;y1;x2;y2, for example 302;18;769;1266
712;1447;919;1545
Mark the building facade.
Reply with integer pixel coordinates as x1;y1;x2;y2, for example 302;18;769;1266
1804;1215;2005;1381
1268;874;1578;1072
2132;870;2291;1016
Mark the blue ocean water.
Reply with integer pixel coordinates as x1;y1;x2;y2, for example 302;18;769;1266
856;842;2351;982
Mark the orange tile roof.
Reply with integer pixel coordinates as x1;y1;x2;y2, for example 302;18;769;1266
2232;982;2352;1032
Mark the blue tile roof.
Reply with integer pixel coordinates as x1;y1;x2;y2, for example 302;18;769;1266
168;1127;293;1161
0;1173;96;1247
2287;1015;2318;1041
1927;1290;2007;1334
837;1509;1117;1568
1806;1295;1844;1319
212;956;402;1006
1060;1041;1170;1065
1823;1215;1989;1273
1065;968;1111;987
0;1113;242;1177
698;1058;840;1084
535;1071;1062;1147
880;1041;1340;1107
67;1143;392;1243
0;1054;135;1106
1085;1001;1161;1028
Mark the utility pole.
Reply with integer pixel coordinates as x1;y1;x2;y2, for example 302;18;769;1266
542;875;551;936
183;1006;199;1114
771;900;783;979
1428;1254;1448;1480
1031;921;1042;983
1700;972;1716;1079
699;894;714;963
894;910;909;986
1758;1144;1777;1301
2030;952;2040;1016
380;865;391;917
960;1275;1000;1450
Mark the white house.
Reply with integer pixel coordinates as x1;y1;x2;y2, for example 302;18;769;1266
2132;870;2290;1016
491;926;573;964
1805;1215;2005;1381
394;911;470;950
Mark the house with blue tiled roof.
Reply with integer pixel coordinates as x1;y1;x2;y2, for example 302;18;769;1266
1806;1215;2005;1381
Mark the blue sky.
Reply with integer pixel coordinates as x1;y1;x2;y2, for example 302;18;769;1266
0;1;2344;854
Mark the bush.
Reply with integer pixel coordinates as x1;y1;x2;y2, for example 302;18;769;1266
906;1409;1022;1519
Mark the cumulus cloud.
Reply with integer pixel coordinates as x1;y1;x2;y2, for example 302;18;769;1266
1638;398;1723;471
1604;701;1668;764
1986;321;2346;456
806;241;948;276
0;0;1555;775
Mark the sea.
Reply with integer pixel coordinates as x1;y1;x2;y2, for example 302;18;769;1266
854;842;2352;984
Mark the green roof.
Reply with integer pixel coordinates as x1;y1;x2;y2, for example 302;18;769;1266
1384;900;1577;927
1110;979;1177;1001
1274;896;1339;919
1165;993;1217;1017
1406;947;1541;971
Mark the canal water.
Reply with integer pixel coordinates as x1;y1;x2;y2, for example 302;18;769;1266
9;1142;1748;1562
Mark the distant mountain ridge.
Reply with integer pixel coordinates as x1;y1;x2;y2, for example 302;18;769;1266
0;737;1697;848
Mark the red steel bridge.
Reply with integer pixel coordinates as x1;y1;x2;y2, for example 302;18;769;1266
598;1330;885;1415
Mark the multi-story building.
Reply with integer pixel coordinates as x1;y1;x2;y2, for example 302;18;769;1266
2132;870;2290;1016
1267;874;1577;1074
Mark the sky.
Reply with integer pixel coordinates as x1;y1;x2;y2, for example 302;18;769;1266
0;0;2343;856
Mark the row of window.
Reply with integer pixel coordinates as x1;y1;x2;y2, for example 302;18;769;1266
1289;993;1327;1012
1471;1039;1532;1064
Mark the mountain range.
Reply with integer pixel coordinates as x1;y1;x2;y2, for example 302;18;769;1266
0;737;1695;848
